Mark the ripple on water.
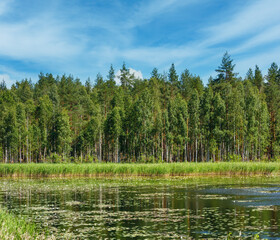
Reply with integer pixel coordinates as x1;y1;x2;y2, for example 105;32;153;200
1;177;280;239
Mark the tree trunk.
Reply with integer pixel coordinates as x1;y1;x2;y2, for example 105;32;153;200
161;135;164;162
26;116;29;163
43;146;46;162
177;145;180;162
19;144;22;164
207;146;210;162
5;145;8;163
195;137;198;163
200;138;203;162
99;130;102;163
170;144;173;163
166;145;169;163
185;143;187;162
116;137;119;163
189;142;192;162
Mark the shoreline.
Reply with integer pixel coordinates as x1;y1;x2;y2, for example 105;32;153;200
0;208;51;240
0;162;280;178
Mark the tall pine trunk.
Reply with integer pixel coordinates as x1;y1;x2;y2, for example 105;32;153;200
195;137;198;163
161;135;164;162
99;130;102;163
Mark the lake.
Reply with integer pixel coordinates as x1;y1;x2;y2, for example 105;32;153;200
0;177;280;239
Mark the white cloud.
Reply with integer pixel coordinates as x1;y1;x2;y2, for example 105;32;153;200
129;68;143;79
115;68;143;85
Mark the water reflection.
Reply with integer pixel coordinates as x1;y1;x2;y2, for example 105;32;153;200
0;178;280;239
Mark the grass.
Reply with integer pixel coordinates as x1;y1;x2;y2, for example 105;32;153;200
0;162;280;177
0;208;53;240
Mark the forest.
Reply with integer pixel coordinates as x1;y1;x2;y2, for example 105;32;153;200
0;52;280;163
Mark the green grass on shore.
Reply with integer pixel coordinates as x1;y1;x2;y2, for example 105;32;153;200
0;208;53;240
0;162;280;177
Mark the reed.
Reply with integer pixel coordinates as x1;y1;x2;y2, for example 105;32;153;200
0;208;53;240
0;162;280;177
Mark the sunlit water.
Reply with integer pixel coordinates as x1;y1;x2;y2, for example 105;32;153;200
0;177;280;239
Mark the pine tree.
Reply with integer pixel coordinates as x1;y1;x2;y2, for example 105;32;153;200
246;68;254;82
200;87;213;161
36;95;52;162
107;64;116;87
227;82;245;158
211;93;225;161
3;109;17;163
254;65;264;92
105;107;122;162
215;52;238;85
151;68;160;79
265;63;280;158
56;109;72;161
119;62;133;88
16;103;26;163
188;90;200;162
0;58;279;163
244;81;258;160
168;63;178;84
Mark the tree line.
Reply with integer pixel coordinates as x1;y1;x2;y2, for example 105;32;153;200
1;52;280;163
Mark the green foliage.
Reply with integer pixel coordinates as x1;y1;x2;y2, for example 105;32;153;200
49;153;62;163
0;54;279;163
168;63;178;84
0;208;51;239
0;162;279;177
228;154;242;162
214;51;237;84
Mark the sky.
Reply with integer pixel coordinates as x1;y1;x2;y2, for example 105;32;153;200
0;0;280;87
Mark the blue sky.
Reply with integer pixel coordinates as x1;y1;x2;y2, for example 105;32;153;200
0;0;280;86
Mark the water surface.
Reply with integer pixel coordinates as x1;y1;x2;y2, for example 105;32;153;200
0;177;280;239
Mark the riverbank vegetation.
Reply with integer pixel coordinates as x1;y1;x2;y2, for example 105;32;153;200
0;162;280;177
1;52;280;163
0;208;52;239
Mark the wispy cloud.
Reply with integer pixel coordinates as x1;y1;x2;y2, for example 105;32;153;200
0;0;12;16
232;24;280;54
0;17;82;61
0;73;13;86
192;0;280;78
117;0;280;78
0;64;37;87
0;0;279;86
202;0;280;46
121;45;205;65
125;0;199;28
235;46;280;75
